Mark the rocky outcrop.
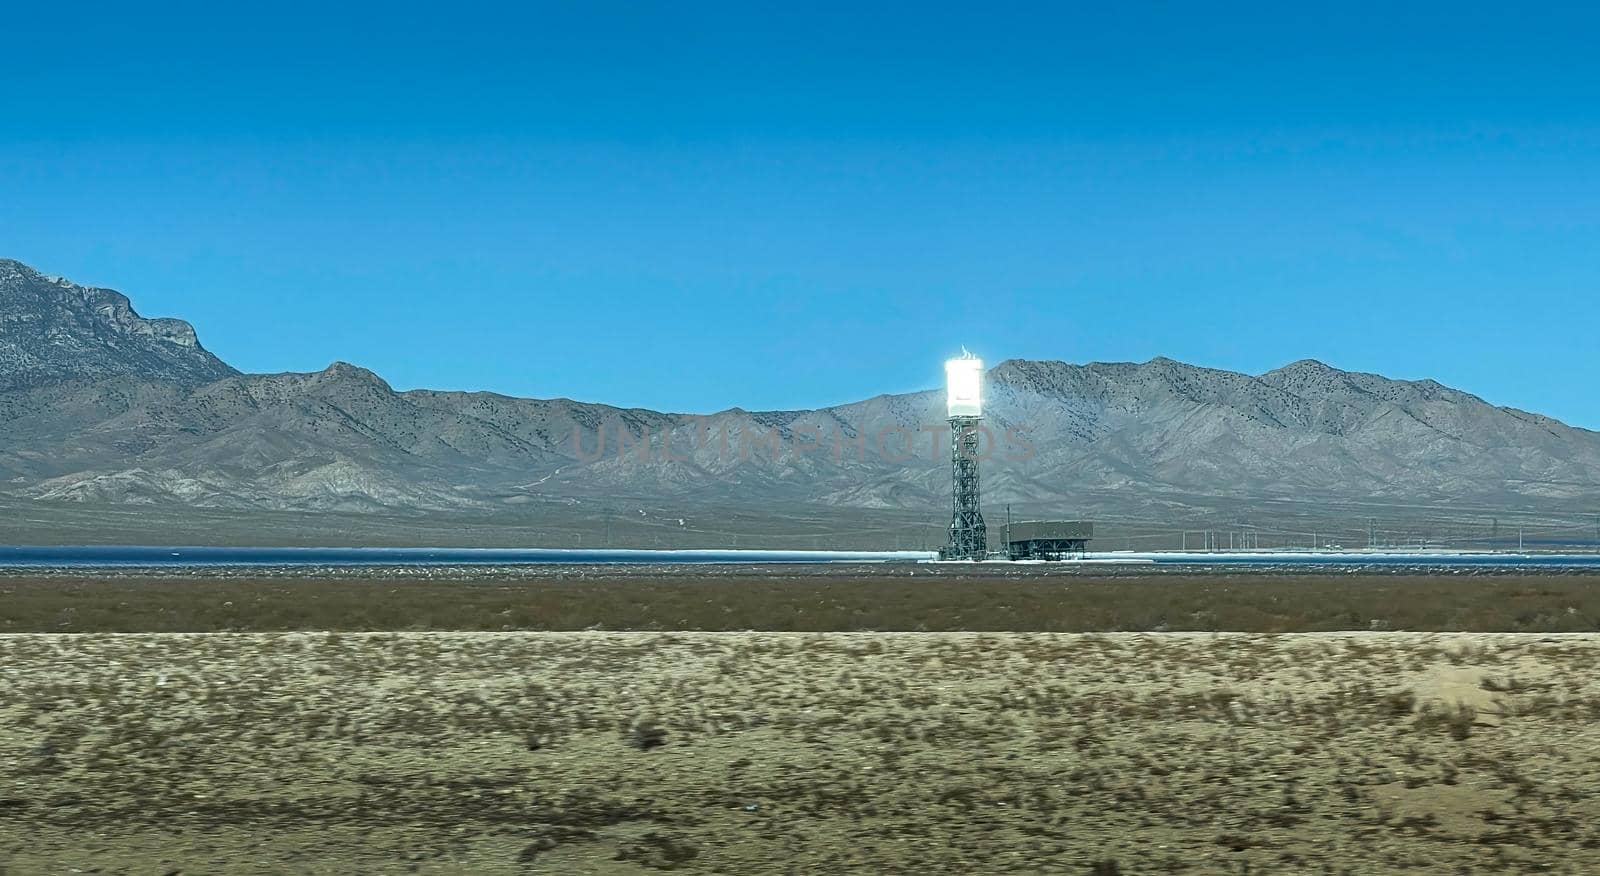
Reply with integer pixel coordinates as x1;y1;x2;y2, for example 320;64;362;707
0;259;236;390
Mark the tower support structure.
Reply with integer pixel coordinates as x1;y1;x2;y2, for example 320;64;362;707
946;415;987;559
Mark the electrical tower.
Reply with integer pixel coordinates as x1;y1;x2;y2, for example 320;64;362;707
944;352;988;560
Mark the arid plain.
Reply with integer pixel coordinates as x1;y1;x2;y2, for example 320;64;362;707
6;570;1600;874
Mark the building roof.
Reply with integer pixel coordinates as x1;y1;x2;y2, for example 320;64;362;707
1006;520;1094;542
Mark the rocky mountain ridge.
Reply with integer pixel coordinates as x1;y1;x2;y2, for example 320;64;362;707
0;259;236;390
3;259;1598;523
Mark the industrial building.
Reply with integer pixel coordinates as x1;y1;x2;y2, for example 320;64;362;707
1004;520;1095;560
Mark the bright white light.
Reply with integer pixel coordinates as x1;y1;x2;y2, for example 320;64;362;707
945;353;983;417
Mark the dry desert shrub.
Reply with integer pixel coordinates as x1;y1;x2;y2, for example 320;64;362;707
1415;701;1476;740
628;719;668;750
615;832;699;870
1381;689;1418;717
1479;675;1530;693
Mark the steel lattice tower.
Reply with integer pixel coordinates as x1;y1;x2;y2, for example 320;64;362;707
942;352;988;560
947;415;987;559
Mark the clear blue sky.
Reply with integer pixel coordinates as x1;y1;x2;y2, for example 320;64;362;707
4;2;1598;427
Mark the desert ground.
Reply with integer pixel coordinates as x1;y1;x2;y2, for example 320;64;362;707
7;570;1600;873
6;627;1600;874
8;567;1600;633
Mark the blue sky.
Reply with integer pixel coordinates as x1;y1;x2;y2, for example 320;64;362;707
4;2;1598;426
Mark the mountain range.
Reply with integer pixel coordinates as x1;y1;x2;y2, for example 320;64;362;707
3;257;1598;541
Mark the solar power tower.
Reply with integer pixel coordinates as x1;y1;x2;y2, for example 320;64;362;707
944;352;988;560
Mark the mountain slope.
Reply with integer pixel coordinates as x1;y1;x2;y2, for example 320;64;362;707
2;258;1599;522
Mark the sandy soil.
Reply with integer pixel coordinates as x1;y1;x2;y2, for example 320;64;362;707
4;632;1600;874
